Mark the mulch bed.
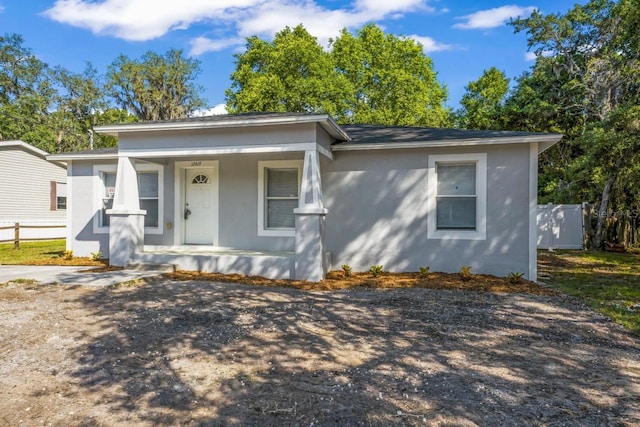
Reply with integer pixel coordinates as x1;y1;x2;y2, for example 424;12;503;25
166;270;558;295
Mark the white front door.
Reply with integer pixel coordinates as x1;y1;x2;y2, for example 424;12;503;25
184;168;215;244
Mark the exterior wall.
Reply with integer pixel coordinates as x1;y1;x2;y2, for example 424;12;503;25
322;144;533;278
0;146;66;221
118;123;317;152
217;153;302;251
69;153;305;257
69;160;112;257
315;127;334;154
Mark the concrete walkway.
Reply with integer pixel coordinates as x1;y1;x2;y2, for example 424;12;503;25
0;265;166;287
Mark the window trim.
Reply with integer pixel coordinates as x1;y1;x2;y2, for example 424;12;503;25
50;181;67;211
427;153;487;240
93;163;164;235
257;160;303;237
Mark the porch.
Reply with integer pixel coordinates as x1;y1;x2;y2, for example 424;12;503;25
132;246;295;280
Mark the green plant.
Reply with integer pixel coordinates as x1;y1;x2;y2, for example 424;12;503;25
460;266;472;281
63;250;74;260
341;264;352;278
418;266;430;278
90;251;102;261
369;265;384;278
508;272;525;284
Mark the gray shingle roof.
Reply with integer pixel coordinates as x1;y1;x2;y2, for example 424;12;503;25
339;124;557;145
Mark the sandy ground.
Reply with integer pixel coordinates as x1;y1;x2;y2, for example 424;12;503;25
0;279;638;426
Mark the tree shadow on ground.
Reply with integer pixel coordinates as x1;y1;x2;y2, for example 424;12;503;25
69;280;640;426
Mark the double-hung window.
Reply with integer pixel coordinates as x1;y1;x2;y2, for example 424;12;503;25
138;171;159;228
50;181;67;211
436;163;476;230
94;164;163;234
258;160;303;237
427;153;486;240
100;171;116;227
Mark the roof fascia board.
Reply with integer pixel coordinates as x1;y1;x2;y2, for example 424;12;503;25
47;153;118;161
95;114;349;140
331;134;562;153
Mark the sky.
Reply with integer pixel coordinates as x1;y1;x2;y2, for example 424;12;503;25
0;0;584;114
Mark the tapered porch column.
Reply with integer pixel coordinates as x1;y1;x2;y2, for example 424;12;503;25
106;156;146;266
294;150;328;281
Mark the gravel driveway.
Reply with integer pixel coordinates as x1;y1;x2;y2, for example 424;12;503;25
0;279;638;426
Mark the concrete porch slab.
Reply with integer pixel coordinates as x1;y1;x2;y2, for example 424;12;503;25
134;246;295;279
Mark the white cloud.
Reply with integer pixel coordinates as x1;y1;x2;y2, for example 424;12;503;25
190;37;244;56
43;0;442;56
524;50;553;61
190;104;228;117
44;0;259;41
453;5;535;30
407;35;452;53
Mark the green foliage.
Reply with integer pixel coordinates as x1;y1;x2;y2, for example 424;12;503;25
226;25;350;117
341;264;352;278
508;272;525;284
544;250;640;334
90;251;102;261
63;250;73;260
106;49;206;121
418;266;431;278
460;266;472;281
331;24;451;126
456;67;509;130
508;0;640;247
369;265;384;278
227;23;451;127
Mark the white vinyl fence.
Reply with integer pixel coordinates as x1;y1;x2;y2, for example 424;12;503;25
0;220;66;245
537;203;585;250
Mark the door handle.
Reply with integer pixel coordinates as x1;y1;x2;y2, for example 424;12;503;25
184;205;192;220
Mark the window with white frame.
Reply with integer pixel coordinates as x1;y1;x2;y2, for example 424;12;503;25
258;160;302;237
100;171;116;227
94;164;163;234
436;163;476;230
427;153;486;240
138;171;159;228
50;181;67;210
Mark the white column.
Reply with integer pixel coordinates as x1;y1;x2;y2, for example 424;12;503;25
294;150;329;281
107;156;146;267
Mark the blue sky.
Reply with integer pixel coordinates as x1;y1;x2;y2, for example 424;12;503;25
0;0;583;113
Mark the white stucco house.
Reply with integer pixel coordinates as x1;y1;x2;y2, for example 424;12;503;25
48;113;562;281
0;141;67;241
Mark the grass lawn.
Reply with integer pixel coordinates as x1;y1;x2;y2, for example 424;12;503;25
0;239;103;266
539;249;640;334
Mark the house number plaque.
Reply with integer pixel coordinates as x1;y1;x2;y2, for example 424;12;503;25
190;161;202;167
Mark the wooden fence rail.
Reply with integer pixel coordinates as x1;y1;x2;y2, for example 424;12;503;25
0;222;66;248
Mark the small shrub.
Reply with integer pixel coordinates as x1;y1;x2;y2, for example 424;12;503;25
341;264;352;278
90;251;102;261
369;265;384;278
63;250;74;260
508;272;525;284
460;265;472;281
418;266;430;278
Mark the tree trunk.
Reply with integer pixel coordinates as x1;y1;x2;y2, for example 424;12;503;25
593;176;615;250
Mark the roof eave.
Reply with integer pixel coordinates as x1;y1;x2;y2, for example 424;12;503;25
47;153;119;161
95;114;350;141
331;134;563;153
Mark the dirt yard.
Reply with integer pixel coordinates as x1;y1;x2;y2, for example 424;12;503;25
0;278;638;426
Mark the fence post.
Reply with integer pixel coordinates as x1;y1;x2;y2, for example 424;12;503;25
14;222;19;249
